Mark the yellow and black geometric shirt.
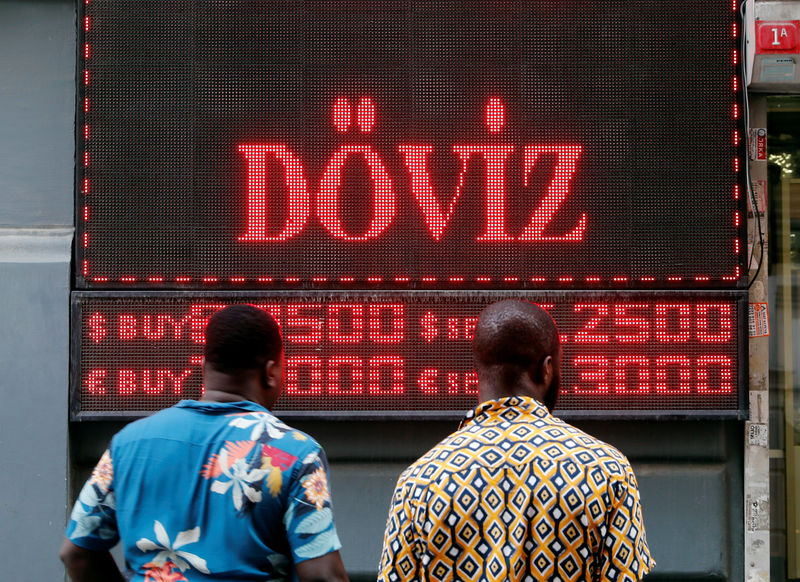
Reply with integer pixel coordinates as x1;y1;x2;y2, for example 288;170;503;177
378;396;654;582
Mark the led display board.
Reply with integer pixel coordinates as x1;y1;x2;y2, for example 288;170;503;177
72;293;745;419
77;0;745;289
73;1;748;418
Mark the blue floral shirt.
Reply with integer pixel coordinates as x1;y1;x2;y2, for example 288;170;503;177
66;400;342;580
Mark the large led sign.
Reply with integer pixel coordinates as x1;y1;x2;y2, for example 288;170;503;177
73;1;748;418
77;0;745;289
72;293;745;419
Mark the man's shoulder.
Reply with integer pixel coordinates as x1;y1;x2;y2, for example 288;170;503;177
544;416;632;474
113;404;186;441
399;415;631;486
394;425;479;487
111;403;324;459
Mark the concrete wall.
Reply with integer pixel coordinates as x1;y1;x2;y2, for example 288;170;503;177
0;1;75;580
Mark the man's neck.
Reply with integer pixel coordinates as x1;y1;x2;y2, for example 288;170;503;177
478;383;547;407
200;389;252;404
201;365;264;406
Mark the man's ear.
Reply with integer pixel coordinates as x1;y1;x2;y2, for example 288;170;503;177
540;355;554;388
263;358;282;390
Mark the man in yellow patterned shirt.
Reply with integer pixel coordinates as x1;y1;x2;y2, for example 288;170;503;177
378;300;653;581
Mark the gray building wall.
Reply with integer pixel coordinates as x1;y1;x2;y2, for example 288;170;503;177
0;1;746;580
0;1;75;580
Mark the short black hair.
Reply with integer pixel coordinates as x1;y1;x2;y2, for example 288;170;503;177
473;299;559;382
204;304;282;374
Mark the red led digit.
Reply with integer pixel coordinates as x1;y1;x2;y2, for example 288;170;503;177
573;304;609;343
286;304;323;344
614;355;650;394
654;304;691;343
654;355;691;393
317;145;395;241
613;304;650;343
368;356;404;394
697;355;733;393
238;145;311;242
518;145;586;242
285;356;323;394
696;303;733;343
328;304;364;344
572;355;609;394
328;356;364;394
368;304;404;343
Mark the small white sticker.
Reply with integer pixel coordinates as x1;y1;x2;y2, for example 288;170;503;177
748;422;768;447
746;494;769;532
749;303;770;338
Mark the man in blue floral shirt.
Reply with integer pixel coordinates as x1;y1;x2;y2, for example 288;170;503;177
60;304;349;582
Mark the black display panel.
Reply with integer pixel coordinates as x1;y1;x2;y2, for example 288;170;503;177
72;293;745;419
77;1;746;289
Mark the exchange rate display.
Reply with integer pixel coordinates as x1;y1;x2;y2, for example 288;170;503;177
73;293;745;418
73;1;747;418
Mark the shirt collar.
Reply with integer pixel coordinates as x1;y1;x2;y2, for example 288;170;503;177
175;399;269;414
459;396;550;429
